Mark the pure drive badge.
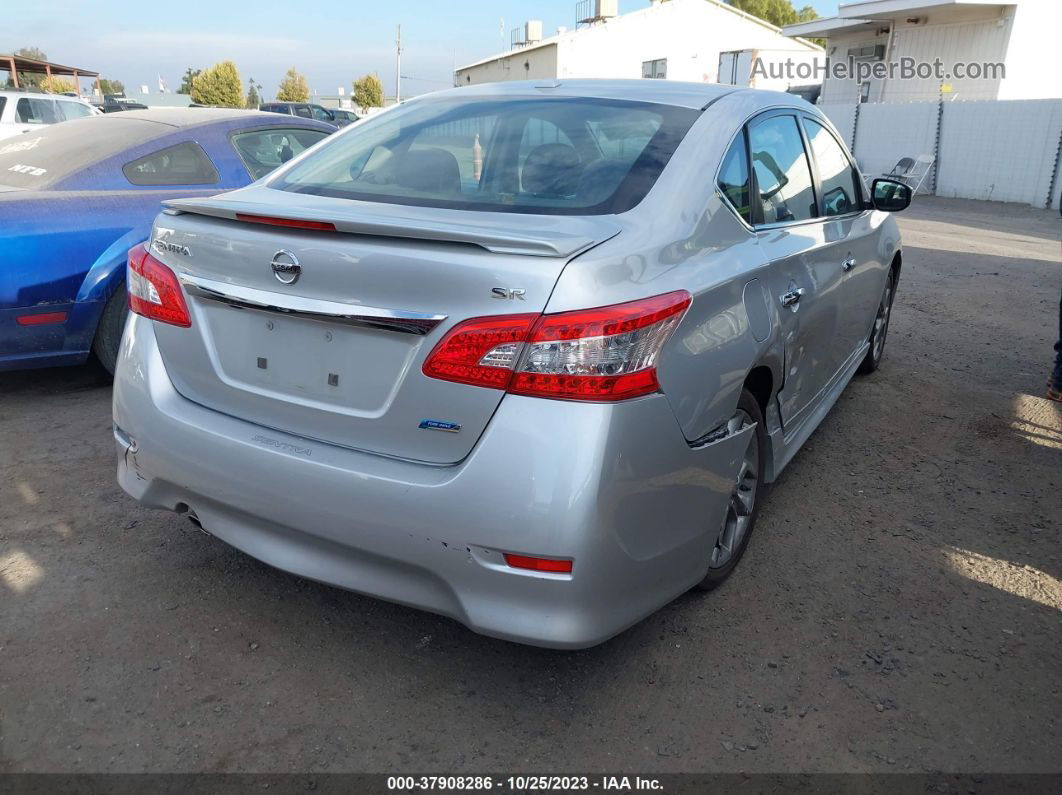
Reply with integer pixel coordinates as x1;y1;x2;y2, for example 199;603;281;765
418;419;462;433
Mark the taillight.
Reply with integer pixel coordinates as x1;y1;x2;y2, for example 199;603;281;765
422;313;539;388
127;243;192;328
421;291;690;401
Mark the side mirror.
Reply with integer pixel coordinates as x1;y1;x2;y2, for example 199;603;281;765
871;178;912;213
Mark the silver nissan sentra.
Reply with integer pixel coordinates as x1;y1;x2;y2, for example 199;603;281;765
114;80;911;648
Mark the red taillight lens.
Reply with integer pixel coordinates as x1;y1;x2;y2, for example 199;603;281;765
422;290;690;401
511;290;690;401
422;313;539;389
503;554;573;574
127;243;192;328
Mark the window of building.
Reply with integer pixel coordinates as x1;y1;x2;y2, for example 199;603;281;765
642;59;667;79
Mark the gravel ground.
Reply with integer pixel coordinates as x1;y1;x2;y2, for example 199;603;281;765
0;197;1059;775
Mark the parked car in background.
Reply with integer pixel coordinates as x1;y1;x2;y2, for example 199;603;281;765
0;90;99;140
329;109;359;126
0;108;333;373
114;80;912;648
97;94;149;113
259;101;347;126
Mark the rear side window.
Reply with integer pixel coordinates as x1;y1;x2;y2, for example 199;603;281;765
748;115;816;225
273;97;699;215
717;134;751;224
231;128;329;180
122;141;219;186
0;97;6;117
803;118;862;216
16;97;60;125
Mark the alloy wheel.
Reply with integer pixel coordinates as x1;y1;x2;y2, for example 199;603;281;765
872;279;894;362
710;409;759;569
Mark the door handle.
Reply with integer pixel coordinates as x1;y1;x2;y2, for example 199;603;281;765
842;256;856;272
780;288;805;307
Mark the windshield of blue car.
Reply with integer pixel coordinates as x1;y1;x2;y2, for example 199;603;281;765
271;97;699;215
0;116;171;189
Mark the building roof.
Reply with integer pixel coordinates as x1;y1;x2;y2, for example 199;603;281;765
415;78;738;110
457;0;820;73
0;53;99;78
782;0;1013;38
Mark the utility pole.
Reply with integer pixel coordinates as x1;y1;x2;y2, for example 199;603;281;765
395;24;402;103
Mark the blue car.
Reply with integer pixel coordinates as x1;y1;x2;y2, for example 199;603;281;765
0;108;334;372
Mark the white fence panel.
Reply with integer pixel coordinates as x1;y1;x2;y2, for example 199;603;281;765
936;100;1062;207
852;102;939;187
819;103;857;150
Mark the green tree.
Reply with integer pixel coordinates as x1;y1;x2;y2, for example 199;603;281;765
39;75;75;94
9;46;47;89
98;78;125;96
276;67;309;102
190;60;244;108
352;73;384;109
731;0;818;28
246;77;262;108
178;67;201;95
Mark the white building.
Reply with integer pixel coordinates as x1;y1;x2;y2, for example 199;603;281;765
455;0;823;93
782;0;1060;103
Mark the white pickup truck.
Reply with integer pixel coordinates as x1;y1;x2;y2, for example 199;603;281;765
0;91;100;141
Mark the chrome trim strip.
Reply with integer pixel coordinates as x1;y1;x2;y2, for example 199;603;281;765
178;273;446;336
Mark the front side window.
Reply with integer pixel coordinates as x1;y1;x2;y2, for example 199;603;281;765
293;105;312;118
748;115;816;225
803;118;861;217
59;101;93;121
232;128;329;180
273;97;698;215
311;106;334;122
122;141;219;186
16;97;60;125
717;134;751;224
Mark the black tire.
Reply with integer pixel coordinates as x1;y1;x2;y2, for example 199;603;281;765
857;271;896;375
92;286;128;376
695;388;767;591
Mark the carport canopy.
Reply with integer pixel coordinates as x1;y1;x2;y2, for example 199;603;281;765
1;54;101;98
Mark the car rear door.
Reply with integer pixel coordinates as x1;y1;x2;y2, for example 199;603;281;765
746;110;846;430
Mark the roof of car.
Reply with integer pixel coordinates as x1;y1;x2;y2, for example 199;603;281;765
423;79;739;110
106;108;311;128
0;90;92;101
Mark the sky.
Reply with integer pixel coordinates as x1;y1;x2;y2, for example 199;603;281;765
4;0;840;99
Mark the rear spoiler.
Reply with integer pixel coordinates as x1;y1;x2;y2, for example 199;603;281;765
163;196;620;258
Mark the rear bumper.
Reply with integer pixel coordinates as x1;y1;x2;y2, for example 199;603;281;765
113;316;752;648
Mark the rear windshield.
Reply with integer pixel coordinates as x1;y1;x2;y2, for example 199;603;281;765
0;116;168;188
272;96;699;215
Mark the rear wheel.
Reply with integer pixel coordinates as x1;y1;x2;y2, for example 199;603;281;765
92;287;128;376
857;271;895;374
695;389;766;591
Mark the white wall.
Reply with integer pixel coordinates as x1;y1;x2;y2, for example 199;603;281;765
456;0;820;86
936;99;1062;206
820;98;1062;209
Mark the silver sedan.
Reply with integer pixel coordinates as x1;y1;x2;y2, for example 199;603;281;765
114;80;911;648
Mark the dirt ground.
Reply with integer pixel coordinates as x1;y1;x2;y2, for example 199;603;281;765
1;197;1059;775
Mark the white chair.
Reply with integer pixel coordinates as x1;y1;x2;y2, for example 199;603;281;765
883;154;935;195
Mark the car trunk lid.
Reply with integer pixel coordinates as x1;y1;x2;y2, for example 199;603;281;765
149;190;620;464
